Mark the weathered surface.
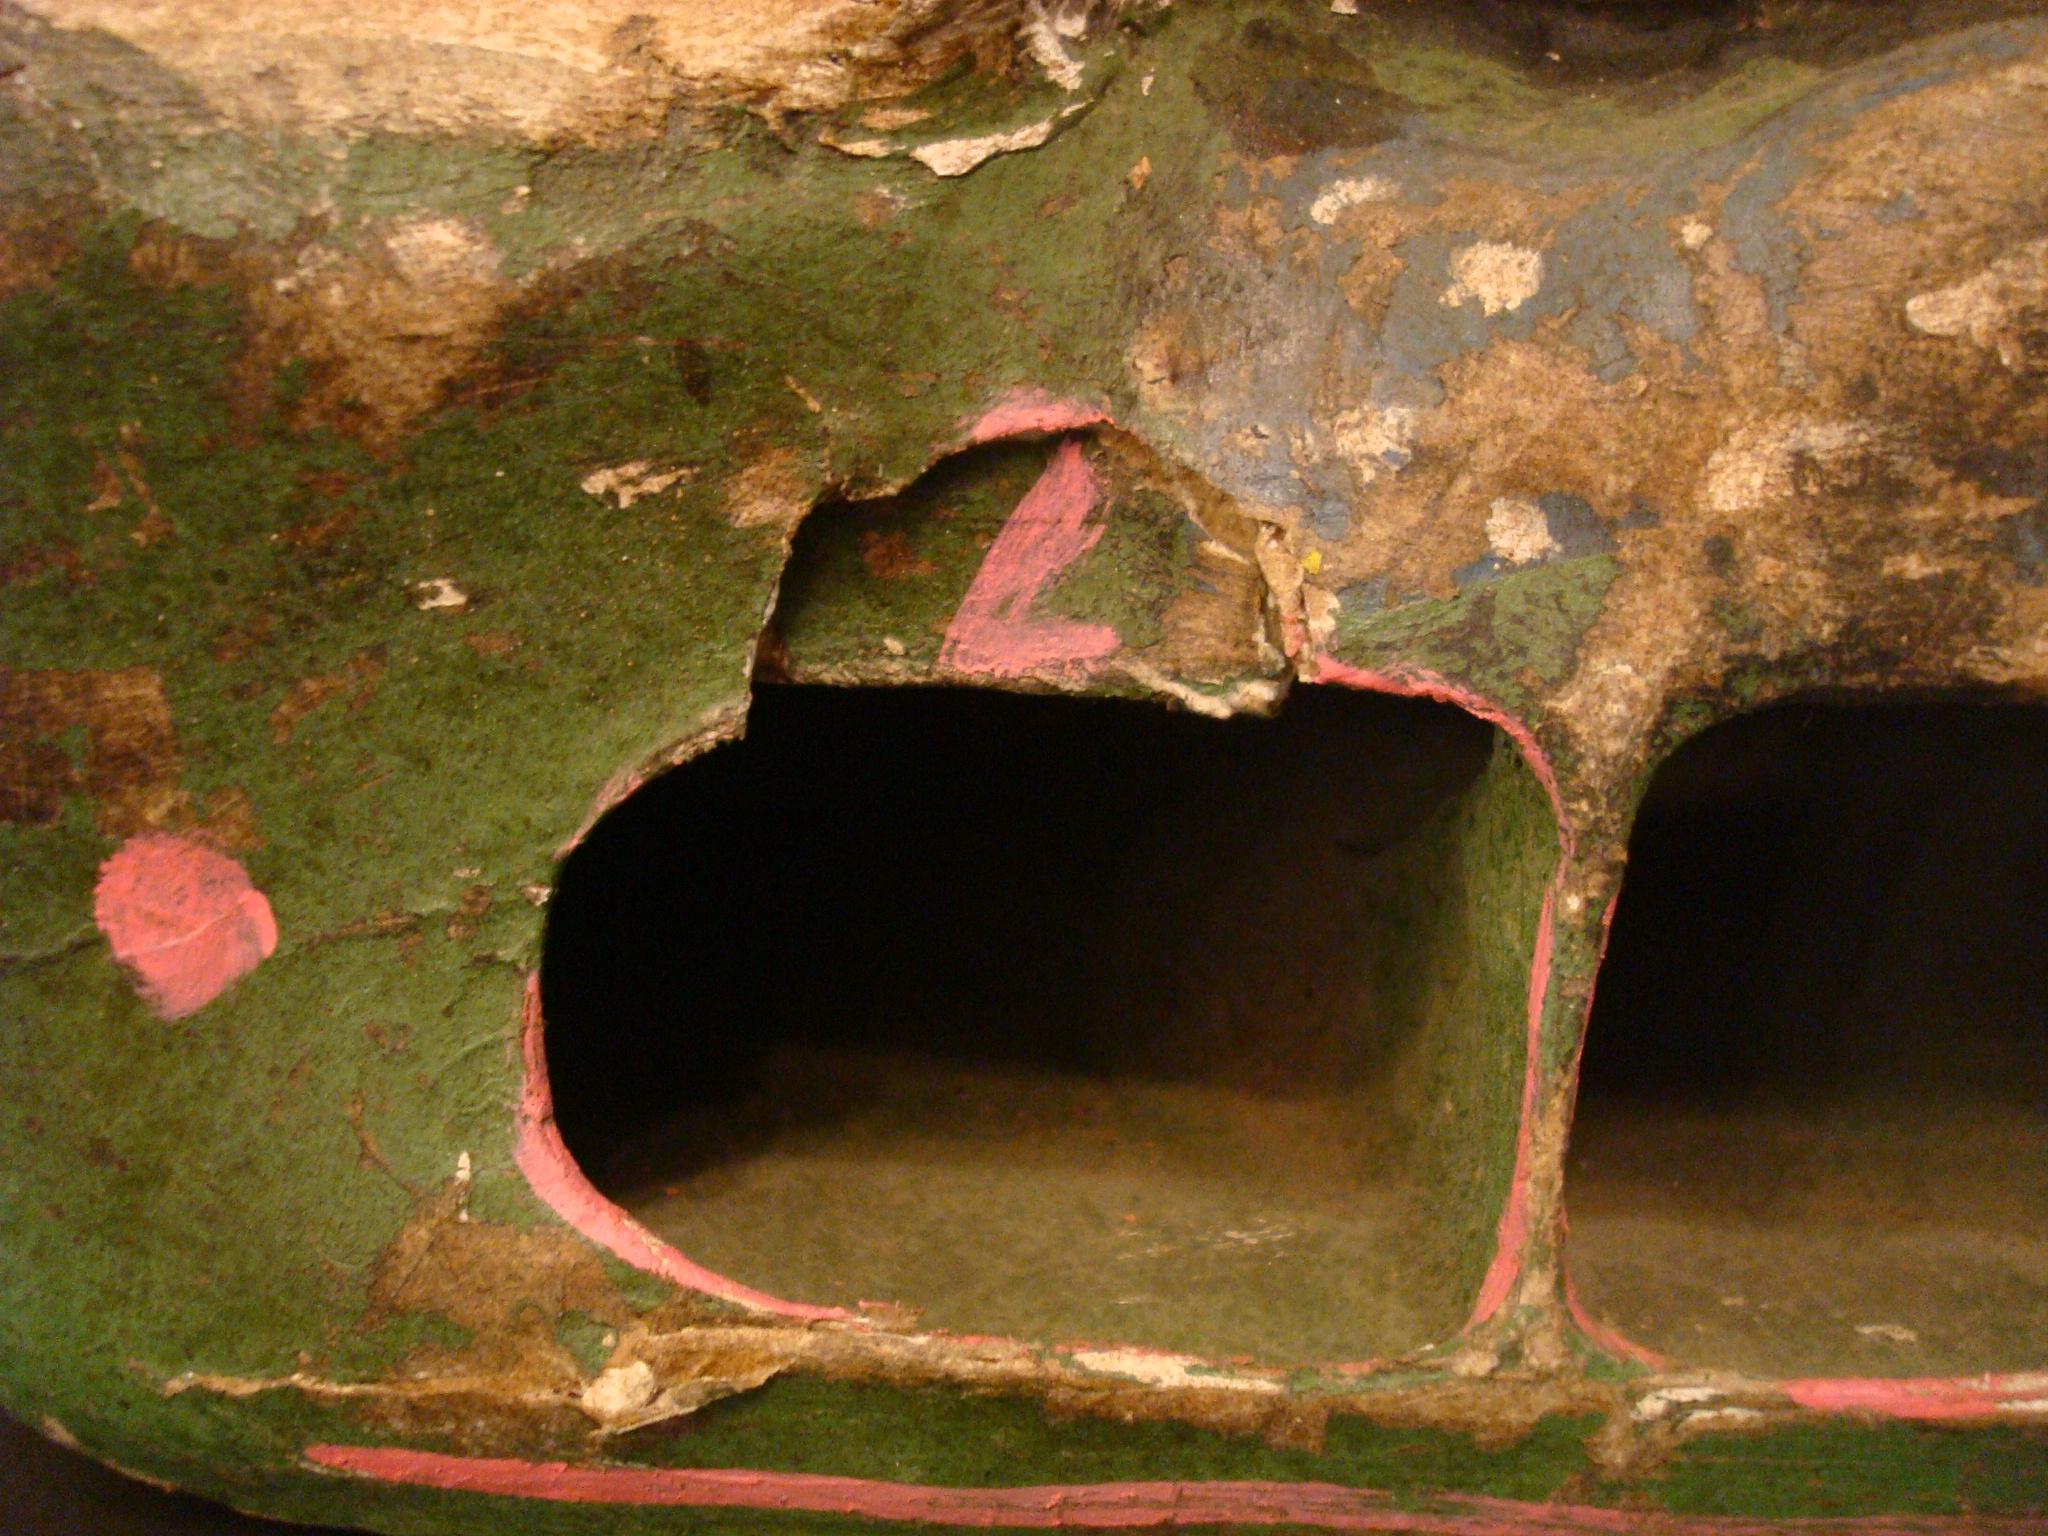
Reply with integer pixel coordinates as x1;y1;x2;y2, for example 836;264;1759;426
2;0;2046;1529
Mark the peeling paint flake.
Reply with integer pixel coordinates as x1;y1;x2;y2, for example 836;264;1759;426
579;460;694;508
412;578;471;613
1904;237;2048;370
1309;175;1394;227
911;119;1058;178
1485;497;1560;567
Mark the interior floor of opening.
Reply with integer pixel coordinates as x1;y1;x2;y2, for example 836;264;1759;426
1568;702;2048;1377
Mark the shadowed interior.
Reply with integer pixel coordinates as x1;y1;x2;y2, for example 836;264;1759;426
541;683;1557;1365
1567;701;2048;1377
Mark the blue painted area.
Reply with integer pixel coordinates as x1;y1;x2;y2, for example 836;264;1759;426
1544;191;1702;381
1539;492;1615;559
1453;491;1615;591
1720;136;1808;335
1998;505;2048;586
1337;577;1389;619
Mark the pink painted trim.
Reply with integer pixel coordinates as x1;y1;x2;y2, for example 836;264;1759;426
1781;1375;2048;1422
303;1445;2034;1534
966;389;1110;445
1554;888;1674;1371
1302;658;1568;1331
514;976;850;1321
939;439;1121;679
1563;1272;1670;1371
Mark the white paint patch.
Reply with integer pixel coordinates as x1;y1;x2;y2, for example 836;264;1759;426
381;215;500;286
580;460;692;508
1679;219;1714;251
1022;7;1085;91
1905;237;2048;370
1702;417;1877;514
1486;495;1559;566
1331;0;1359;12
1330;402;1416;485
1068;1348;1284;1394
1310;174;1396;226
1635;1385;1724;1422
581;1360;658;1424
411;577;470;612
1442;242;1544;316
1856;1322;1919;1344
911;118;1058;177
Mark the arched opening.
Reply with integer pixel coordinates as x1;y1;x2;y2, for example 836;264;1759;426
1567;700;2048;1377
539;681;1558;1365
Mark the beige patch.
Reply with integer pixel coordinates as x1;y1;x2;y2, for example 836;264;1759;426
1329;402;1417;487
243;217;512;443
910;118;1058;177
1485;496;1558;566
1904;237;2048;371
580;461;695;508
17;0;997;138
1310;175;1396;227
1701;418;1879;515
1442;242;1544;317
723;447;812;533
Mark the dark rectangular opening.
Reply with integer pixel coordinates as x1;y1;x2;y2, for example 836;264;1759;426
1567;701;2048;1377
541;682;1556;1366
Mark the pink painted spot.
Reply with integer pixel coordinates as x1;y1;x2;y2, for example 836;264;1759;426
514;976;849;1321
966;389;1109;445
939;439;1121;679
93;834;277;1020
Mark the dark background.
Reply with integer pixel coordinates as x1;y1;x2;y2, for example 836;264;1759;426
0;1411;349;1535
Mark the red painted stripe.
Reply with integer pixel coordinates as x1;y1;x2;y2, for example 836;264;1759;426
1781;1374;2048;1421
302;1445;2031;1533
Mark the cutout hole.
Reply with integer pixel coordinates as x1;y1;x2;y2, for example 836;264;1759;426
541;683;1557;1364
1567;700;2048;1376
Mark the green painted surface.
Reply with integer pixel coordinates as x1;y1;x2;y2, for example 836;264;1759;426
0;0;2044;1525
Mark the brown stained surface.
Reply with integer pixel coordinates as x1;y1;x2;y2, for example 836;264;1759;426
544;683;1543;1367
611;1048;1435;1364
1566;703;2048;1378
1569;1099;2048;1377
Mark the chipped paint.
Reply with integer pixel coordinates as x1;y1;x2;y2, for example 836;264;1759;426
1309;174;1395;227
1485;497;1560;568
1904;238;2048;370
1066;1349;1284;1395
911;119;1060;178
1442;243;1544;318
579;462;694;508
